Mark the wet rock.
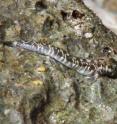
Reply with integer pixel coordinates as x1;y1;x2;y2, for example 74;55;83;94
6;109;24;124
83;0;117;35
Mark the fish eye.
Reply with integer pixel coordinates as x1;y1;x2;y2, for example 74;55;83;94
103;47;111;52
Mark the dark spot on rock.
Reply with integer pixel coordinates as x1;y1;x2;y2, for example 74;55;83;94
35;0;47;11
72;10;84;19
0;24;5;41
61;10;69;20
0;18;13;42
89;64;95;70
42;16;54;35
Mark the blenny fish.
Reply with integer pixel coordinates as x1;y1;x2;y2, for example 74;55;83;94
3;40;117;79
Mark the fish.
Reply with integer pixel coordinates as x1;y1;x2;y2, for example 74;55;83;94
3;40;117;79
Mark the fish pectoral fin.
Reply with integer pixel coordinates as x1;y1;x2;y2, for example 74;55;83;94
85;73;99;81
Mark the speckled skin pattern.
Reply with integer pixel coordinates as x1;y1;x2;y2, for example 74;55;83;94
4;41;117;79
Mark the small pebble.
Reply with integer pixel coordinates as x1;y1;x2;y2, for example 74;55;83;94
84;32;93;38
32;79;43;86
36;65;47;72
84;52;89;58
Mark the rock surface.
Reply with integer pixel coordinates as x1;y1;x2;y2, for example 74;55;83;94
0;0;117;124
